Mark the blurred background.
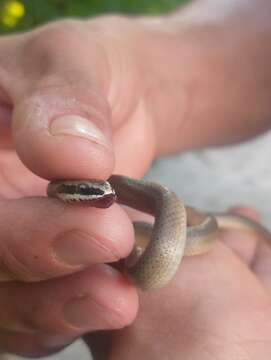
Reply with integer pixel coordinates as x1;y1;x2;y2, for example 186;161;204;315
0;0;190;33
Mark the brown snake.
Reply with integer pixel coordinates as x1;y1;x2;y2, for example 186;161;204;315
47;175;270;290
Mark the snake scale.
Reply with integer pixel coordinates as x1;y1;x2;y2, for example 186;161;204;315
47;175;270;290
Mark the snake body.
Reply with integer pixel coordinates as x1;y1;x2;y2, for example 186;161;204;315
47;175;270;290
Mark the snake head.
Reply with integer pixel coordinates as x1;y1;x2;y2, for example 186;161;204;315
47;179;117;208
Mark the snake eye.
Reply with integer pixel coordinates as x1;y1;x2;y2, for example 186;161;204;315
78;183;87;192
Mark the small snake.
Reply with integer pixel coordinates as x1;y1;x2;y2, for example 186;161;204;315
47;175;270;290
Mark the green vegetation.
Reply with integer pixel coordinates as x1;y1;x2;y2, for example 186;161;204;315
0;0;189;33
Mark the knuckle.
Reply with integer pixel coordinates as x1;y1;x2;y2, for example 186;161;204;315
89;14;132;32
0;244;36;282
0;200;71;282
23;20;86;71
24;303;63;334
36;19;82;45
0;241;54;282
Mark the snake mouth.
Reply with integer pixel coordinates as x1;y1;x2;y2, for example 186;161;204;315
72;193;117;208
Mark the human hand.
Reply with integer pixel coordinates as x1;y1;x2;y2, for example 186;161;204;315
0;16;161;356
1;6;271;357
85;208;271;360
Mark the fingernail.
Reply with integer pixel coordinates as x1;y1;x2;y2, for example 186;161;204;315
64;295;101;329
53;230;119;266
41;334;74;348
63;295;111;329
50;115;109;147
63;265;126;329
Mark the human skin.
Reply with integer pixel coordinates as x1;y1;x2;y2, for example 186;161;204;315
0;0;270;358
87;208;271;360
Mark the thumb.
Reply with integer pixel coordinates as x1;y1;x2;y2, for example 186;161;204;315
12;84;114;180
1;22;116;181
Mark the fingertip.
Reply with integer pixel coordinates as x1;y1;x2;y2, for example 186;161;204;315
61;265;139;331
88;264;139;327
92;203;135;260
12;88;114;180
